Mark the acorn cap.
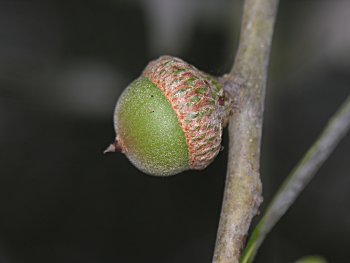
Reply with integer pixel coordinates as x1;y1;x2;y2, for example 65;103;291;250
109;56;229;176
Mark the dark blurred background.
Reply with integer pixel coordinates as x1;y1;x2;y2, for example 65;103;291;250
0;0;349;262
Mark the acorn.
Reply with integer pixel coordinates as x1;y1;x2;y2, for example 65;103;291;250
105;56;230;176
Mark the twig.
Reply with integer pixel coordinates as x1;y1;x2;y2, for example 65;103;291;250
240;94;350;263
213;0;279;262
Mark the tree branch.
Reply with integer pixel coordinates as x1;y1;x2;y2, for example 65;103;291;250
213;0;279;262
240;94;350;263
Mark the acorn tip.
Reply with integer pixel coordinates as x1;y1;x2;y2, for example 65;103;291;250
103;144;116;154
103;140;123;154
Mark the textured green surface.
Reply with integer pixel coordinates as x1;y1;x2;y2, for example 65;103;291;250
114;77;189;176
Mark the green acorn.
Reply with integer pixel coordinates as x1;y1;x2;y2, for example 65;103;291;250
105;56;230;176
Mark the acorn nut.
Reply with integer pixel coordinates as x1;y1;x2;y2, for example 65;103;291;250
105;56;230;176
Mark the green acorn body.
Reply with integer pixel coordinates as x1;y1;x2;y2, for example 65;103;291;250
106;56;230;176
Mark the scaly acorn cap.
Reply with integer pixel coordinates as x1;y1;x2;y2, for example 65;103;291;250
106;56;230;176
